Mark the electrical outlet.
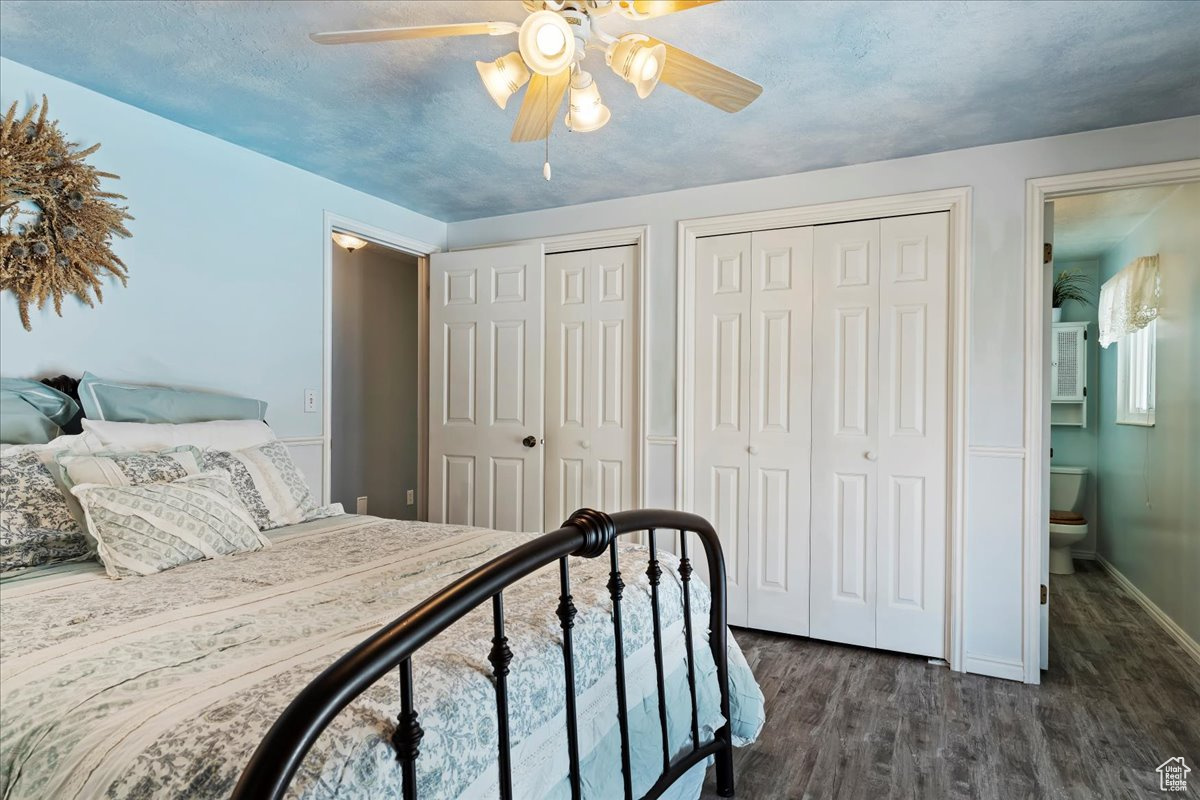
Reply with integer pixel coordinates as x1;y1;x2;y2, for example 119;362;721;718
406;489;415;506
304;389;318;413
356;496;368;515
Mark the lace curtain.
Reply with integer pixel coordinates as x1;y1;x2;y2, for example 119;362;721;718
1099;255;1160;348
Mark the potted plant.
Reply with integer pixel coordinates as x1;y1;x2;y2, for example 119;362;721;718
1052;269;1093;322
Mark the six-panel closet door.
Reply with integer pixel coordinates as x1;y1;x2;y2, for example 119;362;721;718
544;245;638;527
810;212;948;658
693;228;813;634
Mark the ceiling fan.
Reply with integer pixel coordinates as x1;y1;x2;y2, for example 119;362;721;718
310;0;762;178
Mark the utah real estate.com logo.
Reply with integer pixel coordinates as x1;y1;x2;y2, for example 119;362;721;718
1157;757;1190;792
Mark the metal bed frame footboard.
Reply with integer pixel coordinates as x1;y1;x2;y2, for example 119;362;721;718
231;508;736;800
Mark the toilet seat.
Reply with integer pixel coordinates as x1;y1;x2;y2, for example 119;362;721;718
1050;510;1086;525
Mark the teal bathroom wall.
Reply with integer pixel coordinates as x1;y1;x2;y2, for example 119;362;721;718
1095;182;1200;644
0;58;447;439
1049;258;1100;556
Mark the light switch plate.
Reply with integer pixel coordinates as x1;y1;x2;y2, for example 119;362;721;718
406;489;415;505
356;496;368;515
304;389;318;413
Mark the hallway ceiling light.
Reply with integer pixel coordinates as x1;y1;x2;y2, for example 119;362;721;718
332;233;368;252
309;0;762;176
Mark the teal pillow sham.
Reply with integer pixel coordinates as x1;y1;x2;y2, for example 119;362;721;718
1;393;59;445
0;379;80;427
77;372;267;424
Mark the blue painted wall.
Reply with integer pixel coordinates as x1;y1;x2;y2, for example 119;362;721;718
0;58;446;438
1094;182;1200;644
1049;258;1100;556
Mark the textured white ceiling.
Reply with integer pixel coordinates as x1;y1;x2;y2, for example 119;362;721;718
2;0;1199;221
1052;185;1182;261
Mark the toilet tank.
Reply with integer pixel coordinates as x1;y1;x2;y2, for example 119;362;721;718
1050;466;1088;512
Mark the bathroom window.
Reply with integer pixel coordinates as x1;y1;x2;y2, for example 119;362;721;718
1116;319;1156;426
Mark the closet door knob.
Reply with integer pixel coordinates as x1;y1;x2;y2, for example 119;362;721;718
522;435;538;448
747;445;759;456
580;440;591;450
864;451;877;462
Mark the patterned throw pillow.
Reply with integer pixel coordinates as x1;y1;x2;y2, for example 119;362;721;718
201;441;342;530
71;471;271;578
58;446;202;489
0;451;88;572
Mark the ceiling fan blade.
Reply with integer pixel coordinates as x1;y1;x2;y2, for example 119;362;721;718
511;69;570;143
310;22;516;45
619;0;722;19
649;38;762;113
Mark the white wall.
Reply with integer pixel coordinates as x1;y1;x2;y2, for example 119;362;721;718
448;116;1200;679
1095;182;1200;645
0;58;446;440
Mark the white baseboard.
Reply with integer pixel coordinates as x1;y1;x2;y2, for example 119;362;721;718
1097;554;1200;668
1070;549;1096;560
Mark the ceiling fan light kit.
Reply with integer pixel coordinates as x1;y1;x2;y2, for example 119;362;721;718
310;1;760;176
476;51;532;109
518;10;576;75
565;70;611;132
605;33;666;98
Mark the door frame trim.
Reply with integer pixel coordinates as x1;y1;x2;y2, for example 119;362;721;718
453;225;650;517
677;187;971;673
323;211;441;518
1022;159;1200;683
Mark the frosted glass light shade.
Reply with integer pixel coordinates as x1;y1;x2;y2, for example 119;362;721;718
565;72;610;133
332;232;368;252
476;52;531;109
606;34;666;98
518;10;575;76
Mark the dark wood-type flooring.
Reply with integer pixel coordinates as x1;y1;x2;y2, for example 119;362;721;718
701;560;1200;799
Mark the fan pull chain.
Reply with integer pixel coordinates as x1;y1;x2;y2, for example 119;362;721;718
543;79;552;181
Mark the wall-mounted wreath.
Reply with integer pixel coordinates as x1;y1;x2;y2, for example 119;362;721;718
1;95;133;331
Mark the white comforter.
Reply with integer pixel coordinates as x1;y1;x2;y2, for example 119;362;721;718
0;515;763;799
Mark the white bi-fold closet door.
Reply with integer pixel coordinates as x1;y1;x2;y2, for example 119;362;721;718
429;242;637;534
692;212;948;658
809;213;948;658
693;228;814;636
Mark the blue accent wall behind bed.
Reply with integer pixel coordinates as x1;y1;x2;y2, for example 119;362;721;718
0;58;446;439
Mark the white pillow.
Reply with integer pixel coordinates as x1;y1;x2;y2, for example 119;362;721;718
81;419;275;452
72;471;270;578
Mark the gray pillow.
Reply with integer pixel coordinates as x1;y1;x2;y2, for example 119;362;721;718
1;450;89;572
77;372;267;424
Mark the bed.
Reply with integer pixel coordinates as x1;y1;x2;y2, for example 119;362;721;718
1;509;764;799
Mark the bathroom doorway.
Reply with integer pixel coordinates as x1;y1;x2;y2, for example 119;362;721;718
1038;174;1200;671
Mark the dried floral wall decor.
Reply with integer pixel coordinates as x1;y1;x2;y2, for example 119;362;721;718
1;95;133;330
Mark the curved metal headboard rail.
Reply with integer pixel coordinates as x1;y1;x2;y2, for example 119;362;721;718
231;508;734;800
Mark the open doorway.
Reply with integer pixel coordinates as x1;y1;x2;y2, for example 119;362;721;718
330;229;428;520
1038;175;1200;673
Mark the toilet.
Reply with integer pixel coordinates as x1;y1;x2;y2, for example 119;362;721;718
1049;466;1088;575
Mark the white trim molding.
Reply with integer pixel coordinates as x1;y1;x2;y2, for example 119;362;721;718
676;186;972;674
1097;554;1200;670
1022;159;1200;683
322;211;440;514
